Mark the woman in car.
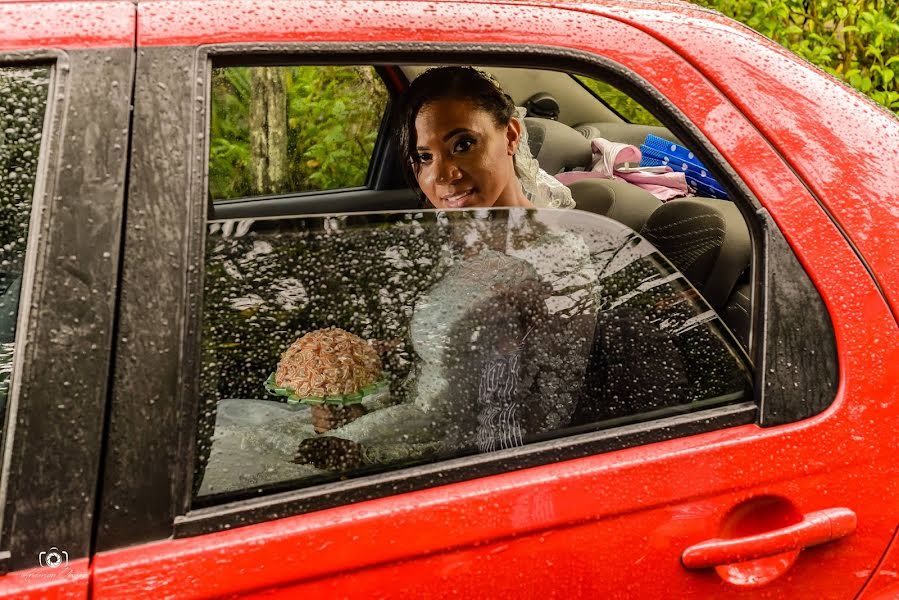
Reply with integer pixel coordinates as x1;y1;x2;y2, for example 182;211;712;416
397;66;574;210
294;68;593;468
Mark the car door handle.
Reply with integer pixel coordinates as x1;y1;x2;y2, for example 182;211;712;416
681;507;857;569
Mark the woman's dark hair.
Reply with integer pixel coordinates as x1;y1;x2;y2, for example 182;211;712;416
395;67;517;200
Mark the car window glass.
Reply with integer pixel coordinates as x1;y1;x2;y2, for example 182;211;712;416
575;75;663;127
0;65;49;421
192;208;751;503
209;65;389;201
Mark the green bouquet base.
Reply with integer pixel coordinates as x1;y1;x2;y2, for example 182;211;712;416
264;372;388;406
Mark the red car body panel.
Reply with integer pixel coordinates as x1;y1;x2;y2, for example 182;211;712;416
859;528;899;599
0;559;89;599
86;1;899;598
0;1;133;51
0;0;897;597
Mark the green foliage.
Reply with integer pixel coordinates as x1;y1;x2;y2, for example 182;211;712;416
209;66;388;200
576;76;664;126
691;0;899;114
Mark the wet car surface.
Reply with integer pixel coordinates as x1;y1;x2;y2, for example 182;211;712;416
0;1;898;598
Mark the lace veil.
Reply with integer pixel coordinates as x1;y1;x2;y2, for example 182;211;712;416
513;107;576;209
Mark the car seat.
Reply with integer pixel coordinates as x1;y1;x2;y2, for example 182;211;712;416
523;117;662;231
523;117;751;348
640;197;752;347
721;281;751;349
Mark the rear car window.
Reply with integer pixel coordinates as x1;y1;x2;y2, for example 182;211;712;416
575;75;663;127
209;65;389;200
192;208;751;502
0;65;49;420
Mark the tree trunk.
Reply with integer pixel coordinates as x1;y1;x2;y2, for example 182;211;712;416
250;67;288;195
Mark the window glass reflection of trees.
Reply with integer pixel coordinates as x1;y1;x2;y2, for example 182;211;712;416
0;66;50;417
195;210;750;500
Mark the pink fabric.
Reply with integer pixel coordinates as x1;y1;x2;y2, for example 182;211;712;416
554;137;690;202
589;138;641;177
617;170;690;201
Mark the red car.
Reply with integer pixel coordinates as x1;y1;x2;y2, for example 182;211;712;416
1;0;898;598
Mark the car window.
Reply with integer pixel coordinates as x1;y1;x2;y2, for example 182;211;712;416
209;65;389;201
192;208;751;502
575;75;663;127
0;65;49;420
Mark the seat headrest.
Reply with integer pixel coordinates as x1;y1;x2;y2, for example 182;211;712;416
640;198;751;310
523;117;592;175
574;124;602;140
524;92;561;120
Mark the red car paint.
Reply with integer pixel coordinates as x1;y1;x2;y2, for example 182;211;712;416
0;1;134;52
1;0;897;598
859;527;899;599
0;558;89;600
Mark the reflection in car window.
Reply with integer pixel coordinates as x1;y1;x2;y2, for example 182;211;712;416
193;209;750;502
208;65;389;200
0;66;49;420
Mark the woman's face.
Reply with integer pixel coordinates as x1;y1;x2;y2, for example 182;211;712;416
413;98;524;209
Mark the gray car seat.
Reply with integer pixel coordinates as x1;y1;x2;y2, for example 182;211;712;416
721;281;752;349
640;197;752;347
524;117;662;231
523;116;592;175
566;179;662;233
524;118;751;347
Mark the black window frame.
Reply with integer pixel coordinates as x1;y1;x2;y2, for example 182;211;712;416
0;46;134;573
96;41;837;551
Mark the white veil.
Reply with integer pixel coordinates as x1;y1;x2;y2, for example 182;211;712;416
513;107;576;209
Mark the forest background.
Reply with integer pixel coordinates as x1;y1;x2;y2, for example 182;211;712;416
694;0;899;111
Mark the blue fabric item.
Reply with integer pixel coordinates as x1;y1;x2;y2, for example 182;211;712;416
639;134;729;199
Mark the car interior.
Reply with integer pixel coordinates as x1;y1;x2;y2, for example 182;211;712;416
407;65;751;349
434;66;753;350
208;64;753;351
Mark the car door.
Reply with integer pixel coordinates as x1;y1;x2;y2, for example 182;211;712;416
90;1;898;598
0;2;134;597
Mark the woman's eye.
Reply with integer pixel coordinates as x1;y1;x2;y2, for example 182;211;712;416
416;152;433;164
453;138;475;153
